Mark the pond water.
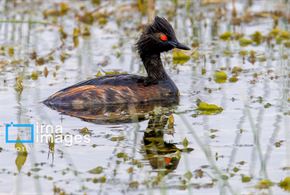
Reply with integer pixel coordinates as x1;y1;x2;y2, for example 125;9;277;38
0;0;289;194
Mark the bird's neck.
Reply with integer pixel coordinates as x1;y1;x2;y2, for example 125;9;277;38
140;53;169;81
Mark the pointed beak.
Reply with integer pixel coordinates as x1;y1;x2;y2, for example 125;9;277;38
168;41;190;50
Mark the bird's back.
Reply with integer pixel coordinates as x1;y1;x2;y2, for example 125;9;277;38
44;74;179;109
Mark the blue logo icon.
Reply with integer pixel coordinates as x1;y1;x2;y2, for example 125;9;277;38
5;123;34;143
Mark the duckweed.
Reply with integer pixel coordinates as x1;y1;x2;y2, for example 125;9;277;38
239;38;253;47
196;101;223;115
214;71;227;83
172;49;190;64
256;179;273;189
279;177;290;192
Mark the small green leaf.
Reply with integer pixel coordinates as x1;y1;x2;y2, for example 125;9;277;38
214;71;227;83
279;177;290;192
182;137;189;148
173;49;190;64
196;101;223;115
241;175;251;183
88;166;103;174
15;76;23;94
184;171;193;181
239;38;253;47
219;32;232;41
31;71;39;80
255;179;273;189
15;138;28;172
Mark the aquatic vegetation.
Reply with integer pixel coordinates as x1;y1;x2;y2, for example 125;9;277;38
214;71;227;83
172;49;190;64
219;31;232;41
279;177;290;192
196;101;223;115
15;138;28;172
255;179;273;189
239;38;253;47
43;2;70;17
241;175;251;183
31;71;39;80
182;137;189;148
88;166;103;174
251;31;263;45
14;76;23;94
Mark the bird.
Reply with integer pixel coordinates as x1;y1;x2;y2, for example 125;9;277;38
43;16;190;112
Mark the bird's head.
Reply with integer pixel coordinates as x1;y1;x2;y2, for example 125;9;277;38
137;16;190;56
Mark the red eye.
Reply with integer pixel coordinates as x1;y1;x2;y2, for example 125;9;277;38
160;34;168;41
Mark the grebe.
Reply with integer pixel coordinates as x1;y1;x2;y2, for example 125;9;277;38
44;16;190;110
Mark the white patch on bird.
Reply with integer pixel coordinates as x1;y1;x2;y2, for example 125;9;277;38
72;99;85;109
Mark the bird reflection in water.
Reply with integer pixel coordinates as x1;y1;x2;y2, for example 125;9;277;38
143;110;193;175
45;101;193;173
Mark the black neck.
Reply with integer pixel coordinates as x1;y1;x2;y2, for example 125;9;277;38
140;53;168;81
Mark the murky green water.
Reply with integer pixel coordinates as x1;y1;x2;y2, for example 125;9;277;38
0;0;289;194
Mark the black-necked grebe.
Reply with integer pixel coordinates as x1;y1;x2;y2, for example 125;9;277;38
43;16;190;109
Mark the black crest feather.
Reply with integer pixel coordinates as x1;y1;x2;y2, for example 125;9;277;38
137;16;176;56
145;16;176;37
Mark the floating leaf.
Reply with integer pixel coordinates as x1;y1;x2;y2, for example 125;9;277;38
79;12;94;25
229;76;238;82
82;26;91;36
233;167;239;173
241;175;251;183
280;31;290;40
92;176;106;183
269;28;281;37
196;101;223;115
15;76;23;94
31;71;39;80
105;70;126;75
73;28;80;37
239;50;248;57
251;31;263;45
88;166;103;174
43;67;49;77
43;2;69;17
110;136;125;141
279;177;290;192
231;66;243;74
239;38;253;47
182;137;189;148
59;27;67;40
219;32;232;41
15;138;28;172
214;71;227;83
129;181;139;189
192;50;200;61
8;47;14;57
255;179;273;189
98;17;108;26
59;2;69;15
184;171;193;181
48;135;55;152
91;0;101;5
173;49;190;64
95;70;104;77
116;152;128;160
79;127;91;136
284;41;290;48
